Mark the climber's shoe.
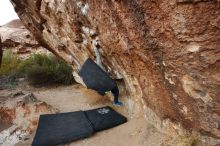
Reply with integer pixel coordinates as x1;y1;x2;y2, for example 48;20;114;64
113;101;124;106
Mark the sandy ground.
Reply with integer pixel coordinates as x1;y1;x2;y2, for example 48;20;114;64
30;85;168;146
0;84;193;146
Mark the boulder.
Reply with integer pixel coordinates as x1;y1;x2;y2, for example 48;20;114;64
0;19;50;59
10;0;220;140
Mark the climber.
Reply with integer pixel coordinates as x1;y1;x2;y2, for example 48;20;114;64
91;34;123;106
79;58;123;106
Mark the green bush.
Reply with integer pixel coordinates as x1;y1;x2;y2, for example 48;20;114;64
0;50;22;89
0;50;74;87
0;50;20;76
18;54;74;86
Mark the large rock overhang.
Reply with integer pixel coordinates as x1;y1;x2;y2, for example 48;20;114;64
10;0;220;139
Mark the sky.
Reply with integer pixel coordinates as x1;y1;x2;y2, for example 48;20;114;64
0;0;18;25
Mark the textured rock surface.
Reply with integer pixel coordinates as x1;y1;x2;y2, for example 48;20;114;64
0;90;57;146
11;0;220;139
0;91;57;133
0;19;50;59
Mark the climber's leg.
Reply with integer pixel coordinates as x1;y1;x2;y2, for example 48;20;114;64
111;86;123;106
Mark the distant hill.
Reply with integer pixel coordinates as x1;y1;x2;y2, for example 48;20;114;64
2;19;24;28
0;19;50;60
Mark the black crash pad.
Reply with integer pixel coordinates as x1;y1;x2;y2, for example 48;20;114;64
79;58;116;95
32;106;127;146
85;106;127;132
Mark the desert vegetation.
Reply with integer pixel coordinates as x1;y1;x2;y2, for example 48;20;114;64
0;50;74;88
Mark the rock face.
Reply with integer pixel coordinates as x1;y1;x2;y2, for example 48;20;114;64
0;19;50;59
11;0;220;139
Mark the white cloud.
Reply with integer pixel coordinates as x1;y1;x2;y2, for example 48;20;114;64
0;0;19;25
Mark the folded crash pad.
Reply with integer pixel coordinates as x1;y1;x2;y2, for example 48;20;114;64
79;58;116;95
32;106;127;146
